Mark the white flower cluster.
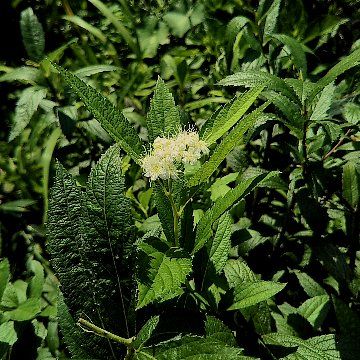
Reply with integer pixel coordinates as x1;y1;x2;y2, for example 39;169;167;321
141;130;209;181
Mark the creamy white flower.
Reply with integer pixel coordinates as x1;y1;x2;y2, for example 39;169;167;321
141;129;209;181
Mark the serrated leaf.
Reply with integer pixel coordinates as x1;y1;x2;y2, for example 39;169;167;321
263;90;304;138
136;245;192;309
0;321;17;345
57;293;96;359
228;281;286;310
188;103;270;187
193;172;277;253
20;8;45;61
9;86;47;141
205;316;236;346
202;86;265;144
218;70;298;103
294;271;326;297
53;64;143;162
208;212;232;274
0;258;10;301
263;333;340;360
310;82;336;121
47;158;128;357
298;295;330;328
147;77;180;141
306;47;360;102
342;161;360;209
133;316;160;350
343;102;360;125
224;259;257;288
271;34;307;76
263;0;281;38
74;65;119;78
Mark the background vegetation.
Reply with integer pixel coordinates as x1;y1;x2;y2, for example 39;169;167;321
0;0;359;359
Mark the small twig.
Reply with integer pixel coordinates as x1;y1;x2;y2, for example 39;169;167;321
77;318;134;347
323;128;352;160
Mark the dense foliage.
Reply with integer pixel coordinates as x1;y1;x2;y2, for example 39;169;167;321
0;0;359;359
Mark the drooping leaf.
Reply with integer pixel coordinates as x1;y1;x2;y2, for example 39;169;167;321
133;316;160;350
27;259;45;299
188;103;270;187
343;102;360;125
6;298;41;321
0;66;41;84
271;34;307;76
20;7;45;61
205;316;237;347
9;86;47;141
147;77;180;142
263;0;281;38
0;258;10;301
53;63;143;162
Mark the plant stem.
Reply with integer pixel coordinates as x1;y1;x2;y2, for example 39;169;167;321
166;180;180;247
77;318;134;347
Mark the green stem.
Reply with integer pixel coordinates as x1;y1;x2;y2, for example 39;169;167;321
78;318;134;347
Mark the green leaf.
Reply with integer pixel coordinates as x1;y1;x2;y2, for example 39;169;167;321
47;160;124;358
263;90;304;138
9;86;47;141
0;66;41;84
53;63;143;163
224;259;257;288
310;82;336;121
20;7;45;61
205;316;237;346
0;199;37;213
0;258;10;301
136;242;192;309
193;172;277;253
0;322;17;346
74;65;119;78
141;335;253;360
147;77;180;141
342;161;360;209
298;295;330;328
294;271;326;297
57;293;96;359
343;102;360;125
202;86;265;144
263;0;281;38
27;259;45;299
63;15;107;43
263;333;340;360
7;298;41;321
271;34;307;76
228;281;286;310
133;316;160;350
208;213;232;274
153;184;175;244
307;47;360;102
218;71;298;103
188;103;270;187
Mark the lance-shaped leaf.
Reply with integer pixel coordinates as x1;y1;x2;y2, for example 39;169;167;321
53;63;143;162
202;86;265;145
218;70;298;103
193;172;277;253
188;103;270;187
147;77;181;142
298;295;330;328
